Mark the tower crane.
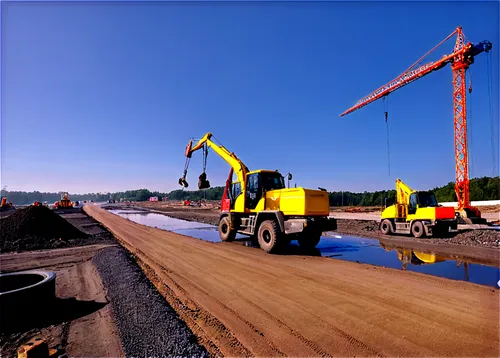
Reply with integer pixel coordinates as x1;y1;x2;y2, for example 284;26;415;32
339;26;492;224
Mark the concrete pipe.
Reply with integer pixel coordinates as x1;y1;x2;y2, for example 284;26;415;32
0;270;56;324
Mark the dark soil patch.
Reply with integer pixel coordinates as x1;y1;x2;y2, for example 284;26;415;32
0;206;112;253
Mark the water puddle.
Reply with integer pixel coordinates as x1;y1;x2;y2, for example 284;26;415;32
108;210;246;242
109;210;499;288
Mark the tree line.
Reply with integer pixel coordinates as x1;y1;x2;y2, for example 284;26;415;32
2;176;498;206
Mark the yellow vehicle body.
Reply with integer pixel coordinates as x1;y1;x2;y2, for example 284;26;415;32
381;205;443;222
231;177;330;216
380;179;457;238
264;188;330;216
180;133;337;253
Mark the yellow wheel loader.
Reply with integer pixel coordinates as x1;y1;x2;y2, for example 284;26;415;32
380;179;457;238
179;132;337;253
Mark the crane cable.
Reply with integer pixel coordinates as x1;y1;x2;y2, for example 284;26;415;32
467;68;474;178
203;143;208;173
383;95;391;176
486;52;497;176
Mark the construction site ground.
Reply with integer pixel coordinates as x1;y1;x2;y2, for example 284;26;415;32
82;204;499;357
134;201;500;251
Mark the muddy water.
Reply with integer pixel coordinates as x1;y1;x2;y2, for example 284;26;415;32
109;210;499;288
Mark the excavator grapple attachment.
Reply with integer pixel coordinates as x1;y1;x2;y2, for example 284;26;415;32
198;172;210;189
178;170;189;188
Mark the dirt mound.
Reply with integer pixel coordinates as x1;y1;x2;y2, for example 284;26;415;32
0;206;88;253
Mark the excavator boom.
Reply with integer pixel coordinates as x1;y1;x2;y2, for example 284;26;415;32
395;178;415;206
187;132;249;182
179;132;250;189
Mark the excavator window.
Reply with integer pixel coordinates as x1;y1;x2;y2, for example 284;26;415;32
231;182;241;209
409;193;418;215
261;172;285;191
417;191;438;208
245;174;261;210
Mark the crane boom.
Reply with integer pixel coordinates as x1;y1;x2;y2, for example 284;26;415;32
339;26;492;219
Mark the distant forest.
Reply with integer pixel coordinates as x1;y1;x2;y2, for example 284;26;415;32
2;176;498;206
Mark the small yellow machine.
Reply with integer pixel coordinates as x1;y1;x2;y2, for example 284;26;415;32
179;132;337;253
57;192;73;209
380;179;457;238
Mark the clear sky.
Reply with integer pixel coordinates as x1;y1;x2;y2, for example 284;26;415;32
1;0;499;194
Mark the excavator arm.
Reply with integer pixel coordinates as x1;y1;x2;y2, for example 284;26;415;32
395;178;415;206
179;132;250;189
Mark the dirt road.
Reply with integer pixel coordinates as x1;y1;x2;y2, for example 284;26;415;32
85;204;499;357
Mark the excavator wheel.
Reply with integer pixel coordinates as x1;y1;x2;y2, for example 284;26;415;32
218;216;236;242
297;231;321;250
411;221;425;238
257;220;282;254
380;219;394;235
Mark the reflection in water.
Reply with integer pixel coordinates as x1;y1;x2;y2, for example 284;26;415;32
382;244;472;281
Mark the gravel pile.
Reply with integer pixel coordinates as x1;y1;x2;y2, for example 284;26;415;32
93;247;209;357
0;206;88;253
438;229;500;248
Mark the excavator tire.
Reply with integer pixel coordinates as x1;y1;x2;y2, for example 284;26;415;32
411;221;425;238
298;231;321;250
380;219;393;235
218;216;236;242
257;220;282;254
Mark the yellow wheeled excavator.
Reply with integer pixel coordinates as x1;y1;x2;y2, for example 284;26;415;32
380;179;457;238
179;132;337;253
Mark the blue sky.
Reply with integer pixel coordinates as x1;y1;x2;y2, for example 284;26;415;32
1;0;498;194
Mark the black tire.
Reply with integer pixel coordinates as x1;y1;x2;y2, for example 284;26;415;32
411;221;425;238
257;220;282;253
218;216;236;242
297;230;321;250
380;219;393;235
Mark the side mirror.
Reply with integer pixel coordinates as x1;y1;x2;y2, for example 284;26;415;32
287;173;292;181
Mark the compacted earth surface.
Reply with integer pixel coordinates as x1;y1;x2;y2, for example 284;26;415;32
84;204;500;357
0;206;208;357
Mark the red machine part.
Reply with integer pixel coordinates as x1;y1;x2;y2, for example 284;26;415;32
220;168;234;213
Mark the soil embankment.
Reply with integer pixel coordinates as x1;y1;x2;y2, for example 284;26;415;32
85;204;500;357
0;206;114;253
